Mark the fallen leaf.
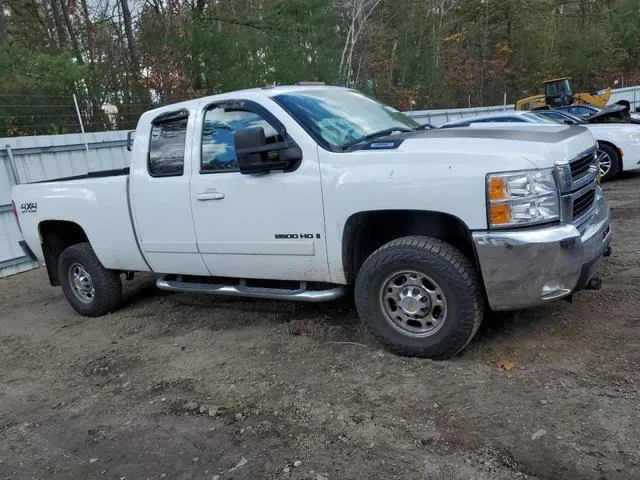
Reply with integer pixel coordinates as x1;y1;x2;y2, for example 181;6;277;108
295;327;311;336
531;429;547;440
496;359;517;371
229;456;248;472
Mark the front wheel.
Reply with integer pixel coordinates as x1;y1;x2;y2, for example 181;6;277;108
57;242;122;317
354;236;483;360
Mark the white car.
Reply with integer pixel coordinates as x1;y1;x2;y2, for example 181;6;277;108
11;85;612;359
442;110;640;181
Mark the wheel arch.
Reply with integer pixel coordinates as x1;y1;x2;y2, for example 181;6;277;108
341;209;479;285
597;139;623;171
38;220;90;286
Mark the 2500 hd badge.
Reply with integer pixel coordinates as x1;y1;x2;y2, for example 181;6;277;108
274;233;321;239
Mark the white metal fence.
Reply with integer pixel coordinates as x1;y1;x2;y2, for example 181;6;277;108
0;131;129;277
405;104;514;126
609;85;640;108
1;84;640;278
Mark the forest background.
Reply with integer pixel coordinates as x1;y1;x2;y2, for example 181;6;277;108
2;0;639;135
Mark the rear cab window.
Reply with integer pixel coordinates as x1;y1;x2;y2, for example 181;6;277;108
148;111;189;177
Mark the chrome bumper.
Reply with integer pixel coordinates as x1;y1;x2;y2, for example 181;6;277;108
472;186;612;311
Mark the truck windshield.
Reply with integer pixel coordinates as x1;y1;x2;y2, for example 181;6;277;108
273;89;420;150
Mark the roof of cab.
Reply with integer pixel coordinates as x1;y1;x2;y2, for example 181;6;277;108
138;84;350;121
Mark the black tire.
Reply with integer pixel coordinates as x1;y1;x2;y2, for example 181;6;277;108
597;143;620;182
354;236;483;360
57;242;122;317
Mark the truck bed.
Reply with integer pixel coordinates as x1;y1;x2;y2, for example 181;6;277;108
12;173;150;273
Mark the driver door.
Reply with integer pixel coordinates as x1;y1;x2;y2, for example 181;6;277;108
189;99;330;282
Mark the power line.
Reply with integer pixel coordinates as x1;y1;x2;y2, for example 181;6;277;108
0;94;76;98
0;114;79;119
2;124;85;129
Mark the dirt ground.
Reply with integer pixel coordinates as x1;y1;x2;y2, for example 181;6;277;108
1;174;640;480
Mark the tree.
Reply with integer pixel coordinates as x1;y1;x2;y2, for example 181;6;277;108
337;0;383;85
119;0;139;73
2;0;640;136
0;43;86;135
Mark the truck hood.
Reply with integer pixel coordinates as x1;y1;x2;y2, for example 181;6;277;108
397;123;597;169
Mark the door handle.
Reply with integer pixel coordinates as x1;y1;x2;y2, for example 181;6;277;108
196;191;225;201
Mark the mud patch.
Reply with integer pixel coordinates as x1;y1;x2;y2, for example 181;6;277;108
1;174;640;479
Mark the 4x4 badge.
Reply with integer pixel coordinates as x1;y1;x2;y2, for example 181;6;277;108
20;202;37;213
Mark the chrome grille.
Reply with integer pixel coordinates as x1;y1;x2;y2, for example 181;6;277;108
572;189;595;221
556;147;597;194
570;151;595;179
556;146;598;226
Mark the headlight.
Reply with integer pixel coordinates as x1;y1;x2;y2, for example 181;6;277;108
625;131;640;144
486;168;560;228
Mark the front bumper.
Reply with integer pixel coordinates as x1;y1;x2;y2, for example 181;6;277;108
472;186;612;311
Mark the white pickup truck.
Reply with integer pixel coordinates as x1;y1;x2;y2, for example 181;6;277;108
12;85;612;359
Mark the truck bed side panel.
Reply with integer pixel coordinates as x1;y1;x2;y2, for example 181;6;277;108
12;176;150;272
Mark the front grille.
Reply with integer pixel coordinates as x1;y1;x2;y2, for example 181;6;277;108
558;148;598;225
573;189;595;220
570;151;595;179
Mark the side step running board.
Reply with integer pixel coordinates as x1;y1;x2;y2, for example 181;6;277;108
156;275;346;303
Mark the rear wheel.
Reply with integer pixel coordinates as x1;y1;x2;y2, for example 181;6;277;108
57;242;122;317
354;236;483;360
597;143;620;182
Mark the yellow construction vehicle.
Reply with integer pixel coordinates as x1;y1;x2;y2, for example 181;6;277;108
515;77;611;111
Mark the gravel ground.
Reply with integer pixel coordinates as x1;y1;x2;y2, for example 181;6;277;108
1;173;639;480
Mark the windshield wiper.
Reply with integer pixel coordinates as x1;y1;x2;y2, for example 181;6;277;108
341;127;414;150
